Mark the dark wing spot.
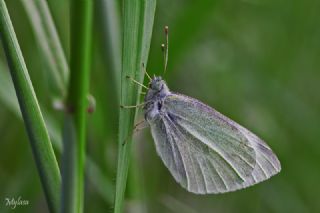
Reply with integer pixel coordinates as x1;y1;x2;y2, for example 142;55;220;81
157;102;162;110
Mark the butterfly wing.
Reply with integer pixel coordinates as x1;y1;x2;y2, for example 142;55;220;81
149;93;281;194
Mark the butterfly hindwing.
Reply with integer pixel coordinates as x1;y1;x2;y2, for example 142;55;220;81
149;93;281;194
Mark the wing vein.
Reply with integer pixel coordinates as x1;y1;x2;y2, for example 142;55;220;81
169;111;255;172
197;156;208;193
203;158;217;192
255;160;268;178
164;116;202;192
207;159;229;191
162;118;190;189
259;148;279;171
176;121;246;182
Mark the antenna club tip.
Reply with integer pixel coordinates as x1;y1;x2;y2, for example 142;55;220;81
164;26;169;33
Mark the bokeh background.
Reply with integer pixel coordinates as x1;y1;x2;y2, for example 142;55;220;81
1;0;320;212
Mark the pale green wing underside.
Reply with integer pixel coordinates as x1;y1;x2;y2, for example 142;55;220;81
150;94;281;194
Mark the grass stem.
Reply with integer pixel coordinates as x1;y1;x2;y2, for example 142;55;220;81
114;1;156;212
60;1;93;212
0;0;61;212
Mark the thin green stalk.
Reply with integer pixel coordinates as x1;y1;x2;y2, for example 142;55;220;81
0;60;114;204
61;1;93;212
20;0;68;96
114;1;156;212
61;115;77;213
0;1;61;212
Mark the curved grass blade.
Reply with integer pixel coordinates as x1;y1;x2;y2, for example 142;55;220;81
20;0;68;97
98;0;121;100
86;158;114;203
115;0;156;212
0;1;61;212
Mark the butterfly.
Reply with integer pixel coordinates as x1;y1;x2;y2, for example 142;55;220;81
140;76;281;194
123;26;280;194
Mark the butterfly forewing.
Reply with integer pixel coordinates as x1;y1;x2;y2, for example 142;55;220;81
149;93;281;194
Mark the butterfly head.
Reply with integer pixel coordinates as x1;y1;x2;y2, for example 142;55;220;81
145;76;170;102
149;76;164;90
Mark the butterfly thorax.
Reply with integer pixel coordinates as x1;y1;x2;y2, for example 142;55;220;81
144;76;170;122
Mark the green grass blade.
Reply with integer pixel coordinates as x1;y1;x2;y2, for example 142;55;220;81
20;0;68;97
61;1;93;212
96;0;121;151
0;61;114;204
98;0;121;100
114;1;156;212
86;158;114;203
20;0;115;205
0;64;21;116
0;1;61;212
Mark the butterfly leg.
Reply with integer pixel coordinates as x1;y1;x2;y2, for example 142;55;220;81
126;75;149;90
120;102;146;109
122;120;149;145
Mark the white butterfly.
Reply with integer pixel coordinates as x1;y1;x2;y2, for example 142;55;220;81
142;76;281;194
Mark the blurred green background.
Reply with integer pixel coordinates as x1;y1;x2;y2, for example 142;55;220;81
1;0;320;212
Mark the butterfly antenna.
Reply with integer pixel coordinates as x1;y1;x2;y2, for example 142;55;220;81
142;63;152;82
161;26;169;73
